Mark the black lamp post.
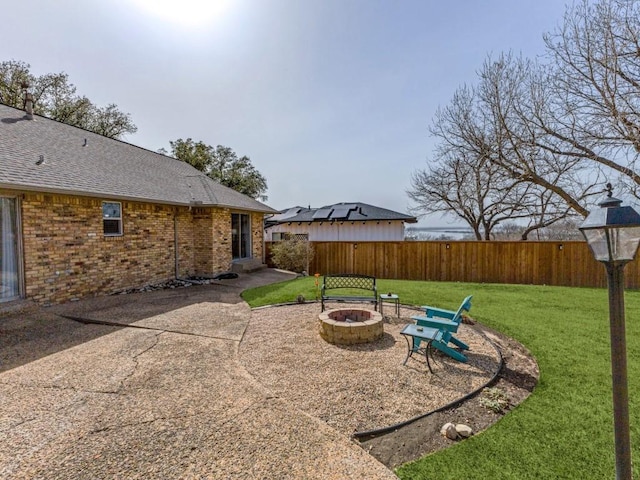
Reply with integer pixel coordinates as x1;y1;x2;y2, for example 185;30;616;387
579;185;640;480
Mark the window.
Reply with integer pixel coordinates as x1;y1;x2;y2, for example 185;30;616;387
1;197;21;302
102;202;122;236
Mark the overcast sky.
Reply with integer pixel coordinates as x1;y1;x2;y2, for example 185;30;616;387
3;0;569;226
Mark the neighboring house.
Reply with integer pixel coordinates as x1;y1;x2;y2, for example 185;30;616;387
0;103;276;305
265;203;417;242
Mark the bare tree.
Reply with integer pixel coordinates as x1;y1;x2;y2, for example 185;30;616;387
408;145;534;240
476;53;598;218
410;65;596;240
412;0;639;235
539;218;585;240
538;0;640;196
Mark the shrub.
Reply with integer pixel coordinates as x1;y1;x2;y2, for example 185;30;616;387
479;387;511;414
270;238;314;273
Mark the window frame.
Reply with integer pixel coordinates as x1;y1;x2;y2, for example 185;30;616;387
102;201;123;237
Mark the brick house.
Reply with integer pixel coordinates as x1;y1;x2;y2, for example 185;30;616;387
0;103;275;305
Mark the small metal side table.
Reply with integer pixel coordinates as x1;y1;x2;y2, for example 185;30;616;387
379;293;400;316
400;324;440;373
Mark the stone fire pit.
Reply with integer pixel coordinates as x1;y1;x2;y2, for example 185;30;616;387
318;308;383;345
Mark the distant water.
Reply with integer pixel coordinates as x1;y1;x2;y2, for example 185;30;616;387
405;226;474;240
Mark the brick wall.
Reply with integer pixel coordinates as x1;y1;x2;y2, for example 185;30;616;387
191;208;214;275
14;192;264;304
211;207;233;273
251;211;264;262
176;209;196;278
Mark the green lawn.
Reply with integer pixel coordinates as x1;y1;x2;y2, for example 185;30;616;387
242;277;640;479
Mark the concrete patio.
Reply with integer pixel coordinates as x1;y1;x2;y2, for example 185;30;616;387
0;270;397;479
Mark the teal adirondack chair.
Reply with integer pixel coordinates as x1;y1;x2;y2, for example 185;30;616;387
410;295;473;361
409;326;468;363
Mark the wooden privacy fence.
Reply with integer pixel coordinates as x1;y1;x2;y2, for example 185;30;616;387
265;241;640;289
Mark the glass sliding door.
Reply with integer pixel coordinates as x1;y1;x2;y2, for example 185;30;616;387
0;197;20;302
231;213;251;260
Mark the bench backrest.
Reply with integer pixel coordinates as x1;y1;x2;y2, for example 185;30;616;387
323;274;376;291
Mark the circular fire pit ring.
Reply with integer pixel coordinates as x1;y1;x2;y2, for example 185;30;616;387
318;308;383;345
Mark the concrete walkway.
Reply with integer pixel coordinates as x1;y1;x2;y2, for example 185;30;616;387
0;270;398;479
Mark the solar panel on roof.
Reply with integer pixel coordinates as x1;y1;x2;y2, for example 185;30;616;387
331;204;357;219
313;208;333;220
331;208;350;219
279;207;302;219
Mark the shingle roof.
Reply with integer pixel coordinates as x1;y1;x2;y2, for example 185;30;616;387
0;103;275;213
268;202;417;225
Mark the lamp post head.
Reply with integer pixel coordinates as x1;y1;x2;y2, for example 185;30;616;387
579;185;640;263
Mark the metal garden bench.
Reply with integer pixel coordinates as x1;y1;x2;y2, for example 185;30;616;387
320;274;378;312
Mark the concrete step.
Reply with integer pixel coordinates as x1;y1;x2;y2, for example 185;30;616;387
231;258;267;273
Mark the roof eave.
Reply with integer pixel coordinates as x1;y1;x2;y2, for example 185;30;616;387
214;202;278;214
0;183;189;206
0;183;276;212
266;217;417;226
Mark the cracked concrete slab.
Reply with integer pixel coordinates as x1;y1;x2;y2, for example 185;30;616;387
89;333;266;431
0;310;120;374
0;387;114;478
0;269;397;479
0;327;161;393
182;399;397;479
129;302;252;340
